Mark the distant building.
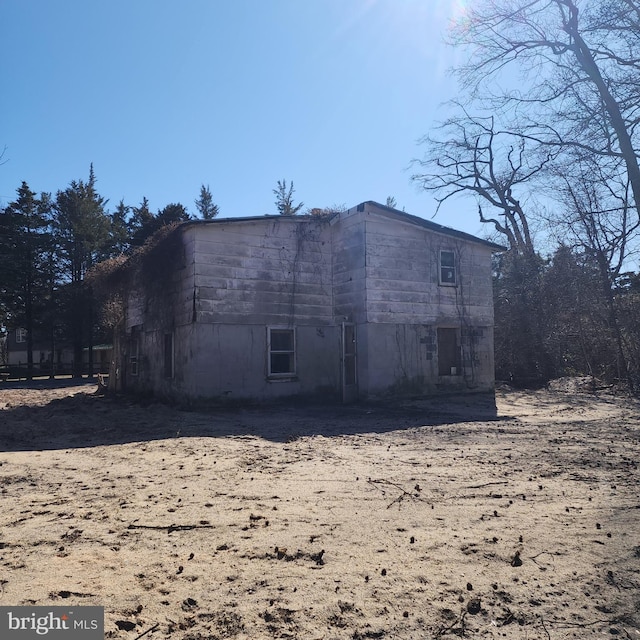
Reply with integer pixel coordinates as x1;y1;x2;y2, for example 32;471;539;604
5;328;67;370
6;328;109;376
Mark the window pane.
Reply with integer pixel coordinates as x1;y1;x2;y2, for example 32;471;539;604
441;251;455;267
441;266;456;283
271;353;294;374
271;330;293;352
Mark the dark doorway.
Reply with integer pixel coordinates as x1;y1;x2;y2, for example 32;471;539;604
437;328;461;376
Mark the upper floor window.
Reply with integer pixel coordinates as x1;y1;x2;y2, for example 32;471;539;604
16;328;27;343
267;327;296;378
439;250;457;286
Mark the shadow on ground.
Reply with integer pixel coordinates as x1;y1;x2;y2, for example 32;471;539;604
0;379;500;451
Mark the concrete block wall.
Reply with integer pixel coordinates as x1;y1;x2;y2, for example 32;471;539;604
126;205;499;401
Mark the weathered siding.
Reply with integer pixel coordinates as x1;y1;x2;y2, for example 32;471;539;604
133;322;340;401
187;218;333;327
330;211;367;323
125;204;500;401
359;322;495;396
362;214;494;325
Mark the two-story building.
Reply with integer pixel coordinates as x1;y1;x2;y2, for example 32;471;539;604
124;201;504;402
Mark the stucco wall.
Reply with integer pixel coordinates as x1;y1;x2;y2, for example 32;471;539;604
347;203;496;397
128;217;340;400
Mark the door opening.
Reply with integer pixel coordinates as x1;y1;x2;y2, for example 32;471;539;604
342;323;357;402
437;327;461;376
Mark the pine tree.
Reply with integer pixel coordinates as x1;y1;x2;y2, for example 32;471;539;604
0;182;53;379
195;184;220;219
54;165;110;377
129;200;190;246
274;180;303;216
129;197;155;246
109;200;131;256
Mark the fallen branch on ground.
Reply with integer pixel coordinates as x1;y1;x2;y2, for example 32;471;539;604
367;478;428;509
433;610;467;638
134;623;160;640
466;481;509;489
547;618;616;628
127;523;214;533
529;550;564;568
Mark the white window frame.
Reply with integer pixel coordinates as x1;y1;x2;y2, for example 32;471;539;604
16;328;27;343
439;249;457;286
267;326;296;379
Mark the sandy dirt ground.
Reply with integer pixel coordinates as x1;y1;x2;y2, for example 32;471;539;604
0;380;639;640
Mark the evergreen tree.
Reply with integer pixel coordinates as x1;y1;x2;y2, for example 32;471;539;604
129;200;190;246
195;184;220;219
157;203;190;226
129;197;155;246
109;199;131;256
54;165;110;377
0;182;53;379
274;179;303;216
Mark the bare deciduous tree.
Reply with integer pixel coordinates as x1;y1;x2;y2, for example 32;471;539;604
449;0;640;224
412;108;551;255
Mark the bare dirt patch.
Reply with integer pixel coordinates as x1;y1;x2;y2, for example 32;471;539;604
0;381;639;639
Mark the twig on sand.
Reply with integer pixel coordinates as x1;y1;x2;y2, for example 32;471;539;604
548;618;615;628
127;523;214;533
529;550;564;568
433;610;467;638
134;623;160;640
539;616;551;640
367;478;428;509
465;481;509;489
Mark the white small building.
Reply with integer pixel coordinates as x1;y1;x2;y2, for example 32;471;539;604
124;202;504;402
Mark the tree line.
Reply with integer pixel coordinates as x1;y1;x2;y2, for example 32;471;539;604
0;173;329;378
7;0;640;392
413;0;640;392
0;173;223;378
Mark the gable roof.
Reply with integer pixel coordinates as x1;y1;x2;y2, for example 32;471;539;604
355;201;507;252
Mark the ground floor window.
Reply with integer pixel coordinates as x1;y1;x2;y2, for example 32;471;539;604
267;327;295;377
164;332;174;379
437;327;461;376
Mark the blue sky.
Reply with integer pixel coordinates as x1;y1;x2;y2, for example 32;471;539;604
1;0;482;234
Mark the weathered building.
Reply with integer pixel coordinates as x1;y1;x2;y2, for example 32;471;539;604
124;201;503;402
